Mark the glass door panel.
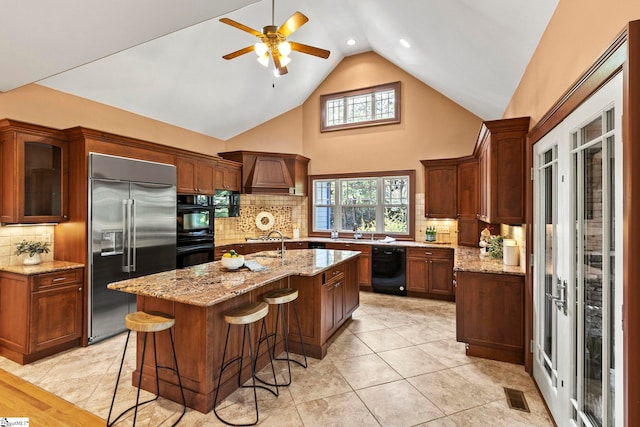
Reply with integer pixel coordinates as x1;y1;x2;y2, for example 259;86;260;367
534;72;622;427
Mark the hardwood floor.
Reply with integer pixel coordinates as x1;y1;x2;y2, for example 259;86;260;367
0;368;104;426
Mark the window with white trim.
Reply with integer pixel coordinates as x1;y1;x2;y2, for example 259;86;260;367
312;174;410;235
320;82;401;132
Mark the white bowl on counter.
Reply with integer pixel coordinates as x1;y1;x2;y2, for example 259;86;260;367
221;255;245;270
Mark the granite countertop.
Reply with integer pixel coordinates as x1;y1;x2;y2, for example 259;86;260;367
215;237;457;249
217;237;525;275
107;249;360;307
1;260;85;275
454;247;525;276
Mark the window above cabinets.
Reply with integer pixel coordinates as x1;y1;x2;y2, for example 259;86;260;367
320;81;401;132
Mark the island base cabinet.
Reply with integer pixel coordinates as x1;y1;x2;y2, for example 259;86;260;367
455;271;524;364
129;256;360;414
134;279;289;413
288;256;359;360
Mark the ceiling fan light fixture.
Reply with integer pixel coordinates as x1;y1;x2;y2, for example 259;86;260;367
278;41;291;56
257;53;270;67
279;55;291;67
254;42;269;56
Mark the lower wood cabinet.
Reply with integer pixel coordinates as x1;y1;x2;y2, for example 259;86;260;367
215;241;309;260
324;242;372;289
0;267;84;364
323;267;345;338
406;248;454;300
455;271;524;364
289;256;359;359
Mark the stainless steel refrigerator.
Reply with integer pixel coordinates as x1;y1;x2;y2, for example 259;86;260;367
88;153;176;344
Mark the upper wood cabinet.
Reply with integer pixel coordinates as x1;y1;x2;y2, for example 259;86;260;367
456;157;480;246
456;157;479;218
475;117;530;224
421;160;457;218
219;150;310;195
176;156;216;194
0;119;69;223
214;159;241;192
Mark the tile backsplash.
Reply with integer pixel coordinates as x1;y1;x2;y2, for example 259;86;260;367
415;193;458;244
0;225;55;266
216;194;308;241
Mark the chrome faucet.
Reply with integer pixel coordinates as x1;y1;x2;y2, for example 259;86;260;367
267;230;285;257
352;224;362;240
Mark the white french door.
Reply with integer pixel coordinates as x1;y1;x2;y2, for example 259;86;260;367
533;72;623;426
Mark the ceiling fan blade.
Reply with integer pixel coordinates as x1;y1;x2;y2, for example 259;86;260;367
222;45;255;60
277;11;308;38
219;17;262;37
272;53;289;75
289;41;330;59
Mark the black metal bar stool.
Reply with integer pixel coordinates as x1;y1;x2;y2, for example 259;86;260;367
255;287;308;387
107;311;186;426
213;301;279;426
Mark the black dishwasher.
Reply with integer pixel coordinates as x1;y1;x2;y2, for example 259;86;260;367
371;246;407;296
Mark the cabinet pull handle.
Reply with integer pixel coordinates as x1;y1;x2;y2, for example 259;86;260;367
53;277;67;282
425;252;433;255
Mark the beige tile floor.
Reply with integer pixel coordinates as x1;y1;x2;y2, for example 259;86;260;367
0;292;555;426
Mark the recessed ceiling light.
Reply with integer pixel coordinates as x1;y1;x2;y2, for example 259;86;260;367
400;39;411;48
346;38;356;46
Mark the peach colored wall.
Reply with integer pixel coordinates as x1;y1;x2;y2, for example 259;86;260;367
228;52;483;193
504;0;640;124
224;106;304;154
0;84;225;155
303;53;482;193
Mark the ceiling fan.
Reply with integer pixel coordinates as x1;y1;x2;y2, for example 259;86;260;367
220;0;330;76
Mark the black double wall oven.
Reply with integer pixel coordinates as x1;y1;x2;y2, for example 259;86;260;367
177;195;215;268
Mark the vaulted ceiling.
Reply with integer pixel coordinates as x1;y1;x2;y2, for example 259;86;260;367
1;0;558;140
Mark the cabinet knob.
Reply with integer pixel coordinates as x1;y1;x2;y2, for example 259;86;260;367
78;287;82;291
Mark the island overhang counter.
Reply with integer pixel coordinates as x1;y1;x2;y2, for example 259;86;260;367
107;249;361;413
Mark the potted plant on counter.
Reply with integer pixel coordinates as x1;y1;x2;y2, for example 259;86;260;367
15;240;50;265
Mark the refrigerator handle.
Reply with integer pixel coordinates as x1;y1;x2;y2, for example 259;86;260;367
123;199;132;273
131;199;137;272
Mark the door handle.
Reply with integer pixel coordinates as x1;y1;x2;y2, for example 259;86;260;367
122;199;135;273
131;199;137;273
546;278;567;315
122;200;131;273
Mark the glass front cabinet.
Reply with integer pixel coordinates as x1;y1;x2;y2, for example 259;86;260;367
0;119;68;223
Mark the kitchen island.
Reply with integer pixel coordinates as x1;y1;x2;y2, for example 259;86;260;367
107;249;360;413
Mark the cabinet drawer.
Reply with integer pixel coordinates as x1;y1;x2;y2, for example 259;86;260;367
323;265;345;285
32;269;83;291
407;247;453;259
325;242;372;254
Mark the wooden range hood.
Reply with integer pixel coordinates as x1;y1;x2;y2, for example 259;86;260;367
218;150;310;195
